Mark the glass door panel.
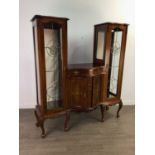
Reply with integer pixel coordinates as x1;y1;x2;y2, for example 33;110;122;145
108;29;122;98
44;27;63;109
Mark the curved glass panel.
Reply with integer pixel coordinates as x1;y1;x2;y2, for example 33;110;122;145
108;29;122;98
44;27;63;109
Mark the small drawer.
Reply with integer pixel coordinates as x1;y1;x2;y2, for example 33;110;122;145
67;70;82;77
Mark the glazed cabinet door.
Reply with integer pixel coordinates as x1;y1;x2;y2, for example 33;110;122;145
44;26;63;110
93;23;128;102
106;24;128;100
68;77;92;109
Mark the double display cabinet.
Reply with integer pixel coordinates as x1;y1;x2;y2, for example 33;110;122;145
31;15;128;137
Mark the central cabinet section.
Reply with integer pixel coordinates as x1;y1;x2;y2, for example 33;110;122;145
66;64;105;110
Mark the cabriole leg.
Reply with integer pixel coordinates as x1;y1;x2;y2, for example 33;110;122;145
34;110;46;138
40;120;46;138
64;110;70;131
100;104;105;122
117;100;123;118
106;106;109;111
34;110;40;127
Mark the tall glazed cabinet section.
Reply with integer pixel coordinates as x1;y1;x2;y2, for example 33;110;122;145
31;15;69;137
93;23;128;117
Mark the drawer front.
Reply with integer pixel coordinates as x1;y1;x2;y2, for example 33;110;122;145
67;67;106;78
68;77;92;108
67;70;89;77
90;67;105;76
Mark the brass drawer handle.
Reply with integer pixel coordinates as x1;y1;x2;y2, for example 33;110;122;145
73;71;79;75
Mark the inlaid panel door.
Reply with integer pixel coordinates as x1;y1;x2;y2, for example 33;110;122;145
68;77;92;108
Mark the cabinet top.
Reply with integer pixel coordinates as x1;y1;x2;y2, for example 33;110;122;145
31;15;69;21
95;22;129;27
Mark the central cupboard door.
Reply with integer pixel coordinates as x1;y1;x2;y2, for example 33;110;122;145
69;77;92;108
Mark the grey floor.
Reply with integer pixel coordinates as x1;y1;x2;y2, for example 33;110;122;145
20;106;134;155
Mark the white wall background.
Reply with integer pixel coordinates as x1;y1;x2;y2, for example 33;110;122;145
19;0;134;108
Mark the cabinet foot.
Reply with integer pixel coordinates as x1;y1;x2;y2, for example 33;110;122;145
64;110;70;131
117;100;123;118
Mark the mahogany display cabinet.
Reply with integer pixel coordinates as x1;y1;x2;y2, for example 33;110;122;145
31;15;128;137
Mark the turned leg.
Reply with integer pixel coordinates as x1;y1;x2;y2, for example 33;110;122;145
100;104;105;122
64;110;70;131
117;100;123;118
